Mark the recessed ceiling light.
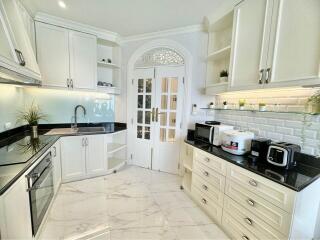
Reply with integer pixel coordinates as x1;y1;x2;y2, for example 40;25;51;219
58;1;66;9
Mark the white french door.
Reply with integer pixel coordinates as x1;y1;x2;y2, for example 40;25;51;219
132;66;184;174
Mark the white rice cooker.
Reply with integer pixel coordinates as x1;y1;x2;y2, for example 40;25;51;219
221;130;255;155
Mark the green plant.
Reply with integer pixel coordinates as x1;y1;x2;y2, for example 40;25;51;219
259;102;266;107
223;101;227;106
220;70;228;78
17;102;47;126
307;90;320;113
239;99;246;107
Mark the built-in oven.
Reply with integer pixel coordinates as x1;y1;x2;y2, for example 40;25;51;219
26;151;54;236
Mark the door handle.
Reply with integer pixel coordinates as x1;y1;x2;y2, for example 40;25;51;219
244;217;253;225
152;108;155;122
15;49;26;66
259;69;264;84
247;199;255;206
265;68;271;84
155;108;159;122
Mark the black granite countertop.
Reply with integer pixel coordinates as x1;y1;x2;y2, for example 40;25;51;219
0;122;127;195
185;140;320;192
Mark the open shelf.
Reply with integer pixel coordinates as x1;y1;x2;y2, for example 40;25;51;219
97;61;120;69
200;108;320;115
107;143;126;154
108;157;126;170
207;46;231;62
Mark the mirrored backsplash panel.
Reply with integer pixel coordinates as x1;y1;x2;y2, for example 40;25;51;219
0;85;115;133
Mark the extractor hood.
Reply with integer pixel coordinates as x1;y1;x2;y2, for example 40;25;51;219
0;66;41;86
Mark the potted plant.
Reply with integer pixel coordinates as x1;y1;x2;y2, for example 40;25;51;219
219;70;228;83
307;90;320;113
223;101;228;109
17;102;47;138
239;99;246;110
209;102;215;109
259;102;267;111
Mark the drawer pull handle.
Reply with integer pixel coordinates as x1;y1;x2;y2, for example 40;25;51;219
245;217;253;225
201;198;207;204
247;199;255;206
249;179;257;187
242;236;250;240
203;171;209;177
202;185;208;190
205;157;210;162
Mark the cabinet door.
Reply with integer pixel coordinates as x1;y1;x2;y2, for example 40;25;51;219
230;0;273;90
35;22;70;88
0;8;16;66
52;141;61;194
60;136;86;183
69;31;97;90
267;0;320;85
1;0;40;76
86;135;107;177
0;176;32;239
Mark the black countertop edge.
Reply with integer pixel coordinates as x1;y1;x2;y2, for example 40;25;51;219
184;140;320;192
0;136;60;196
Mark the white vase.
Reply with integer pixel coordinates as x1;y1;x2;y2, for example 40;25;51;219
223;105;228;109
259;106;266;111
239;106;245;110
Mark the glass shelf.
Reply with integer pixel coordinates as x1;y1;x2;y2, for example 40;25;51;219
201;108;320;116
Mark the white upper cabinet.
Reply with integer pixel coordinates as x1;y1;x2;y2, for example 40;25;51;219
1;0;40;77
36;21;97;90
0;10;15;63
266;0;320;86
69;31;97;90
230;0;320;90
230;0;273;90
36;22;70;88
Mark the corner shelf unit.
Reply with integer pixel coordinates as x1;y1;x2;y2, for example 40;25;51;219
97;38;121;95
206;11;234;95
105;130;127;170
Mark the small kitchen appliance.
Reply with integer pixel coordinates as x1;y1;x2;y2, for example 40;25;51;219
194;123;233;145
267;142;301;169
221;130;255;155
250;138;271;162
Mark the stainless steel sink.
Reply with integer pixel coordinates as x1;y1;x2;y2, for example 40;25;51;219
76;127;106;133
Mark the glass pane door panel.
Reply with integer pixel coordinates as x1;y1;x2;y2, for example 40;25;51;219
145;95;152;109
168;129;175;142
137;111;143;124
170;95;177;110
161;95;167;109
137;126;143;139
170;78;178;93
161;78;168;93
145;111;151;124
137;95;143;108
169;113;176;127
146;79;152;93
160;128;166;142
144;127;150;139
138;79;144;92
160;113;167;126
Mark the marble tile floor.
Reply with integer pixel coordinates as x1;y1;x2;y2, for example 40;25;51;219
40;165;229;240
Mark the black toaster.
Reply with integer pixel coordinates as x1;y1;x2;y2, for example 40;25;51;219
267;142;301;169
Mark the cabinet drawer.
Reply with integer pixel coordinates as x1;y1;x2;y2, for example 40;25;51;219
194;149;227;176
192;173;224;207
227;163;296;212
224;196;287;240
191;186;223;224
225;180;291;236
193;161;225;191
222;212;258;240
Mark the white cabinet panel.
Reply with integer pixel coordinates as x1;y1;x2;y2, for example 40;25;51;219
69;31;97;90
0;10;15;63
35;22;69;88
194;148;227;176
61;136;86;182
267;0;320;84
230;0;273;89
52;140;61;194
86;135;107;176
0;176;32;239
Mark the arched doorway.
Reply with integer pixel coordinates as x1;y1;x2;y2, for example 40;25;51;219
127;39;193;174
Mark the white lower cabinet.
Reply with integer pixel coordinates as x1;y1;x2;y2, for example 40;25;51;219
186;145;320;240
61;135;107;183
0;176;32;239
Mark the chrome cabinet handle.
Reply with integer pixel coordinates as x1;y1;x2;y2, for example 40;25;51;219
265;68;271;84
247;199;255;206
53;146;57;157
70;79;74;88
201;198;207;204
244;217;253;225
202;185;208;191
249;179;257;187
67;79;70;88
15;49;26;66
203;171;209;177
259;69;264;84
242;235;250;240
205;157;210;162
152;108;155;122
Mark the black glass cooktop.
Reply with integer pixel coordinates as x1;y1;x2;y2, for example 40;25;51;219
0;135;53;166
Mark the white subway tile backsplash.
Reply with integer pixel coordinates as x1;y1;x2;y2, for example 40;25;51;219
276;126;294;135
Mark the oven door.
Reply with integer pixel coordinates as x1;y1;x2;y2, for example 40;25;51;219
28;163;54;236
194;123;213;144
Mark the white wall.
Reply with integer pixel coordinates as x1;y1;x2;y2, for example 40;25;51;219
116;30;215;128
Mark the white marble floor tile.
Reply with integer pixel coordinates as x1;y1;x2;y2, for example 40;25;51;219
40;166;228;240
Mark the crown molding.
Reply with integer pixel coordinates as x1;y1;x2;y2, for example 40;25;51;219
34;12;121;45
121;24;204;43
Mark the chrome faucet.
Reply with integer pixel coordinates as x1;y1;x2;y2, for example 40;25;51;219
73;105;86;128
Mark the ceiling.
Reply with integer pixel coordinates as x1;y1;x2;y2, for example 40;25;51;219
21;0;224;36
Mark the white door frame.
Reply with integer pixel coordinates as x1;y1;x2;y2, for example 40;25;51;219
126;39;193;175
